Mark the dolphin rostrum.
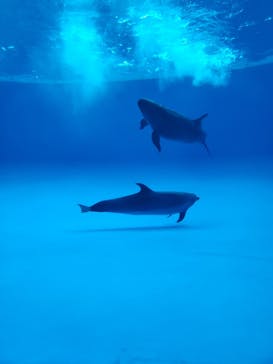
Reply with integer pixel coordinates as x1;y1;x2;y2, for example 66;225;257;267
138;98;210;154
78;183;199;223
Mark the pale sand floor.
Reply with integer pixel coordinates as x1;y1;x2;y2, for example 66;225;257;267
1;161;273;364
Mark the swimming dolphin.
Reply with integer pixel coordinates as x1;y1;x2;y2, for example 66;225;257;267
78;183;199;223
138;98;210;154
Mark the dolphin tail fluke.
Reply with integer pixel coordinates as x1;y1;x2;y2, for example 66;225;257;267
200;113;208;120
202;141;211;157
177;211;186;223
194;113;208;128
78;204;91;213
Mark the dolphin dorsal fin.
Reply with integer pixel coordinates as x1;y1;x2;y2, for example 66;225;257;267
136;183;153;193
194;113;208;128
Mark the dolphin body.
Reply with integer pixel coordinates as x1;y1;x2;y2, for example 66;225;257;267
78;183;199;223
138;98;210;154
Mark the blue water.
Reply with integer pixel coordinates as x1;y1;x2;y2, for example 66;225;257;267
1;1;273;364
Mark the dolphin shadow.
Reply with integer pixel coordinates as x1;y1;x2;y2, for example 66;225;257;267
72;224;203;233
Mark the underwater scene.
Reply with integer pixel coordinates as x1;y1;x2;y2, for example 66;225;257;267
1;1;273;363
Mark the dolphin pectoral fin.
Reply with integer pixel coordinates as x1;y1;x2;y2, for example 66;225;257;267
152;131;161;152
140;118;149;130
177;211;186;223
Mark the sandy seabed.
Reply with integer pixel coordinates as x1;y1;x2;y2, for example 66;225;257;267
1;161;273;364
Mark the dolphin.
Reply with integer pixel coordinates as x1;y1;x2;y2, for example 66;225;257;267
138;98;210;154
78;183;199;223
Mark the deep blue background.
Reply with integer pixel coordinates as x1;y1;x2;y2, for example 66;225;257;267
1;64;273;166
